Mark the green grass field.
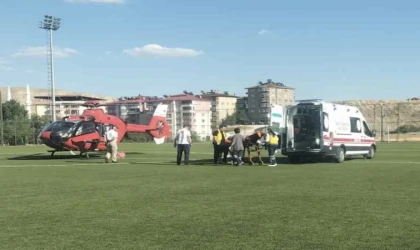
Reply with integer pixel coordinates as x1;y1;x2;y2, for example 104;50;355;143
1;142;420;250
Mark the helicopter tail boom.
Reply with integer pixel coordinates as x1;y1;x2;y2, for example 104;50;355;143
126;104;170;144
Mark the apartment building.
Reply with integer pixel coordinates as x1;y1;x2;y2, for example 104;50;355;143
124;94;212;141
236;96;248;111
246;81;295;124
236;96;249;120
106;96;155;120
201;91;238;128
34;95;107;118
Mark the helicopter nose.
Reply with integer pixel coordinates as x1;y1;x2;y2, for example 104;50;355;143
39;131;51;141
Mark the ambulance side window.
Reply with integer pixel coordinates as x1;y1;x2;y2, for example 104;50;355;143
322;112;329;132
363;121;373;137
350;117;361;133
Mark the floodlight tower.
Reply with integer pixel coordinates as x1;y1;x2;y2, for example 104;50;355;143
39;15;61;122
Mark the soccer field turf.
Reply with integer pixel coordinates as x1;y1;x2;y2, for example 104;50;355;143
1;142;420;250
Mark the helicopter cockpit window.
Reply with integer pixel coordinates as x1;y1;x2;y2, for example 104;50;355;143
75;121;96;136
49;121;78;134
43;121;70;132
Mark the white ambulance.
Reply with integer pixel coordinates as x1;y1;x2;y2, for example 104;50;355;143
271;100;377;163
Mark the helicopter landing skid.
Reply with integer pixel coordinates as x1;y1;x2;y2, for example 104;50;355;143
79;151;90;159
48;150;56;159
47;149;90;159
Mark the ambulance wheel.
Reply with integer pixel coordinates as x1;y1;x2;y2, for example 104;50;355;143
364;146;375;159
334;147;345;163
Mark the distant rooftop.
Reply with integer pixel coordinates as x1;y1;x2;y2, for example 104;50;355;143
151;94;210;102
246;80;294;90
199;90;239;98
107;95;158;105
107;93;210;105
34;95;105;101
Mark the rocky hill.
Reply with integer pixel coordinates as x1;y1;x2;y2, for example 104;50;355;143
226;100;420;141
334;100;420;132
333;99;420;141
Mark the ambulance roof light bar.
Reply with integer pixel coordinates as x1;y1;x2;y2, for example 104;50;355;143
295;99;323;102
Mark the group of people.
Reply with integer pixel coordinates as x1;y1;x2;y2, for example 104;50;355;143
174;124;281;167
104;122;281;166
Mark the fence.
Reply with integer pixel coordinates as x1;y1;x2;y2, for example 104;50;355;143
2;101;420;145
0;120;48;146
335;101;420;142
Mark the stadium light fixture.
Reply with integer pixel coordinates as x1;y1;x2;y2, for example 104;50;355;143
39;15;61;122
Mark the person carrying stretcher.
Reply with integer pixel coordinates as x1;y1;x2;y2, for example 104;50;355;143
265;127;280;167
212;124;229;164
229;127;245;166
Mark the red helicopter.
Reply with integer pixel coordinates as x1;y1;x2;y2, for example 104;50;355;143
38;101;170;158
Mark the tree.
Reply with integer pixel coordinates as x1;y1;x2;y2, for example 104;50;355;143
190;131;200;142
223;110;250;125
235;110;249;124
2;100;28;120
30;114;50;130
224;113;237;125
1;100;32;145
28;114;51;144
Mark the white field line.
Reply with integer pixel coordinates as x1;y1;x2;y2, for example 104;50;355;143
124;159;420;165
1;159;420;168
120;159;420;165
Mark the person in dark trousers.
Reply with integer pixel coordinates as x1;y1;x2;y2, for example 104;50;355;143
174;124;192;165
229;127;245;166
212;124;228;164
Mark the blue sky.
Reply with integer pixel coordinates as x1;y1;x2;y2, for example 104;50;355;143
0;0;419;101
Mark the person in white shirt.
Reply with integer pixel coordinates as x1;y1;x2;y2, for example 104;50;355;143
174;124;192;165
105;125;119;163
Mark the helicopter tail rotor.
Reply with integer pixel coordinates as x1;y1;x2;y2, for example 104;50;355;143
148;104;170;143
125;104;171;144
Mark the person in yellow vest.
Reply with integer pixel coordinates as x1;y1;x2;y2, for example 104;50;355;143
212;124;228;164
266;127;279;167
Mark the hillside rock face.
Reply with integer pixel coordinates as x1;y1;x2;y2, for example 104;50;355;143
335;100;420;132
226;100;420;141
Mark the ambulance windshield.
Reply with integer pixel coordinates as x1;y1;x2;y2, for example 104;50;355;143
290;105;322;149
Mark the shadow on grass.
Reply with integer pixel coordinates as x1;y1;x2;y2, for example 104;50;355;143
123;152;145;155
7;153;103;160
127;157;296;166
7;151;144;161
